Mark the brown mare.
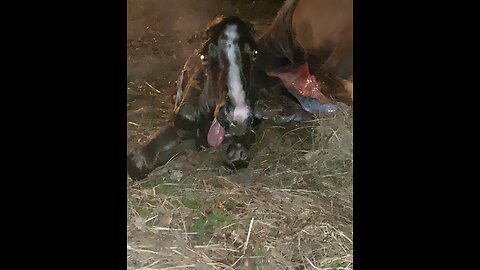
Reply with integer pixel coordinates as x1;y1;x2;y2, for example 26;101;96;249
253;0;353;119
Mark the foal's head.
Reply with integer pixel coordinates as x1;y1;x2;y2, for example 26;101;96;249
199;16;259;145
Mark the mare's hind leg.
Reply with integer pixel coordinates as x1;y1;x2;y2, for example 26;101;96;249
253;63;336;123
309;50;353;104
331;50;353;102
263;83;333;123
127;124;199;181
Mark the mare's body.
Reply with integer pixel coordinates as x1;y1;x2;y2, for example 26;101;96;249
253;0;353;119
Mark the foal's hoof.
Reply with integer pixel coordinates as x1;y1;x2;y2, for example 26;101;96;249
127;152;150;181
224;143;250;169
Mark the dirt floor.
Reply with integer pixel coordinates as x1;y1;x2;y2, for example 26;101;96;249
127;1;353;269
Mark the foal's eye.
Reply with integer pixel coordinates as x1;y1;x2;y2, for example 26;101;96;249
200;54;206;61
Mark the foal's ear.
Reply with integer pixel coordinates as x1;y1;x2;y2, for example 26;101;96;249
206;15;226;37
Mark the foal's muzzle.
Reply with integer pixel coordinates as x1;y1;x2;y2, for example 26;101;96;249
216;105;261;138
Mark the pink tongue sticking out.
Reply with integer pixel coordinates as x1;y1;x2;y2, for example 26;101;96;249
207;118;226;147
266;63;332;104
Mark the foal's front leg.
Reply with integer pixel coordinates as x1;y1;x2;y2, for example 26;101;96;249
223;114;262;170
127;124;199;181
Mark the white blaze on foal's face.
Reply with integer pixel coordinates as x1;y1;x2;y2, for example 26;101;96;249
222;24;251;123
